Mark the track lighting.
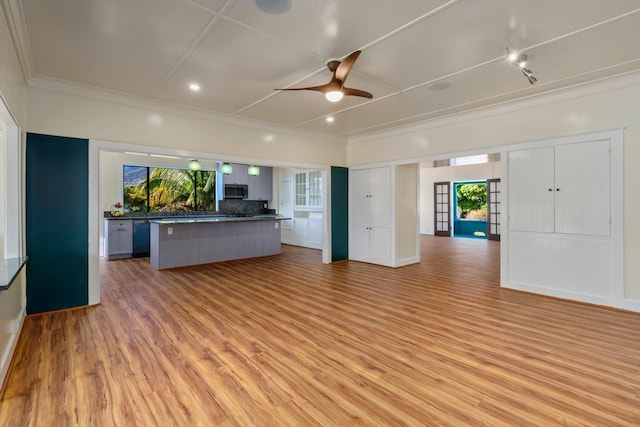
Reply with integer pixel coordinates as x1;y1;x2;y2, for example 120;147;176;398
505;47;538;85
521;68;537;85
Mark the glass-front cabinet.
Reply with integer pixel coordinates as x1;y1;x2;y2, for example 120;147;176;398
282;169;323;249
295;170;322;208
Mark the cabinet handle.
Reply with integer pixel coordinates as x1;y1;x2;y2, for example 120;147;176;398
548;188;553;192
556;188;560;191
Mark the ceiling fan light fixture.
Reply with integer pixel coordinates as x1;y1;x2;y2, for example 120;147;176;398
325;90;343;102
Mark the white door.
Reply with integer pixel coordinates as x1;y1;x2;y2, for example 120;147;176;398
369;226;391;263
293;219;307;244
369;167;391;225
508;147;555;233
350;169;371;223
308;220;323;246
349;224;370;260
554;140;611;236
279;180;293;230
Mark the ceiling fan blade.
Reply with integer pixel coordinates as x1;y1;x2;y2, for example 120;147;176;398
342;86;373;99
275;83;332;93
335;50;361;83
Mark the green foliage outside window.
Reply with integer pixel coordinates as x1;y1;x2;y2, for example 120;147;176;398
123;165;216;212
456;183;487;219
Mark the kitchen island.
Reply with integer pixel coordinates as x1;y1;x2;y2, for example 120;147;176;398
150;215;289;269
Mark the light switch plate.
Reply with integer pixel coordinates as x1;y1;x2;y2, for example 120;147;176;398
168;227;173;235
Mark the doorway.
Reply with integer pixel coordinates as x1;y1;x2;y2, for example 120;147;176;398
453;181;487;239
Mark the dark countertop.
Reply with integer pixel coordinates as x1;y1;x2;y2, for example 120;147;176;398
104;212;222;220
151;215;290;225
0;257;28;291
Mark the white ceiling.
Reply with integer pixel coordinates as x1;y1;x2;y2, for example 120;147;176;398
7;0;640;137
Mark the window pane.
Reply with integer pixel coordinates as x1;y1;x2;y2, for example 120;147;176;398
123;166;148;212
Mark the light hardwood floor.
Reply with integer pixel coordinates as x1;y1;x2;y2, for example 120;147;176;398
1;236;639;426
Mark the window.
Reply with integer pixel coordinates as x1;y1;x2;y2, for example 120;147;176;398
123;165;216;212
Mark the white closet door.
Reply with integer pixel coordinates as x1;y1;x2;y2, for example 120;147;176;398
369;167;391;225
554;140;611;236
350;169;371;223
508;147;555;233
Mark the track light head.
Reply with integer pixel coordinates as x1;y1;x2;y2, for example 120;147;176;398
506;47;538;85
521;68;537;85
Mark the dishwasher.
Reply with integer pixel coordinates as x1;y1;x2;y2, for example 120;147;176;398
132;219;151;257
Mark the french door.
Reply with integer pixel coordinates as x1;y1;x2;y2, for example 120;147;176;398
433;181;451;236
486;178;501;241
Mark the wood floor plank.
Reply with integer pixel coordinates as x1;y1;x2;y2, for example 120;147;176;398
2;236;640;426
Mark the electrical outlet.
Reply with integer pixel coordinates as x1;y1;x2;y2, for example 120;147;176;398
168;227;173;235
274;223;279;229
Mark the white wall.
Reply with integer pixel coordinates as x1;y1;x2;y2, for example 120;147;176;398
27;84;347;167
419;161;501;234
348;72;640;301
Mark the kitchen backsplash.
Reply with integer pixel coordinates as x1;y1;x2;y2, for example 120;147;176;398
219;199;269;215
104;200;271;218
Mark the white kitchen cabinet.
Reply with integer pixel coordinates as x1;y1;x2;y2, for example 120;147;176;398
291;218;323;249
307;219;323;246
104;219;133;260
508;140;610;236
294;170;322;209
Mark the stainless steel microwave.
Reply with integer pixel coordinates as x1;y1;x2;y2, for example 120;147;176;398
224;184;248;199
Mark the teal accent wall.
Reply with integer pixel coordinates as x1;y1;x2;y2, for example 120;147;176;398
331;166;349;261
26;133;89;314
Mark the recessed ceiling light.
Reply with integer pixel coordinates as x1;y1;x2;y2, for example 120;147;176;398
428;82;451;91
255;0;291;14
189;83;201;92
326;116;335;123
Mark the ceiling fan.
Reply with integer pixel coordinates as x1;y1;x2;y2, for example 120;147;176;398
276;50;373;102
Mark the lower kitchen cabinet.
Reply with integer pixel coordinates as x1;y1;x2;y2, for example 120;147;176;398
104;219;133;259
291;218;323;249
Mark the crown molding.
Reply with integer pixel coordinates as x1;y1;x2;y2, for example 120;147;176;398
27;75;347;145
1;0;34;82
348;69;640;145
